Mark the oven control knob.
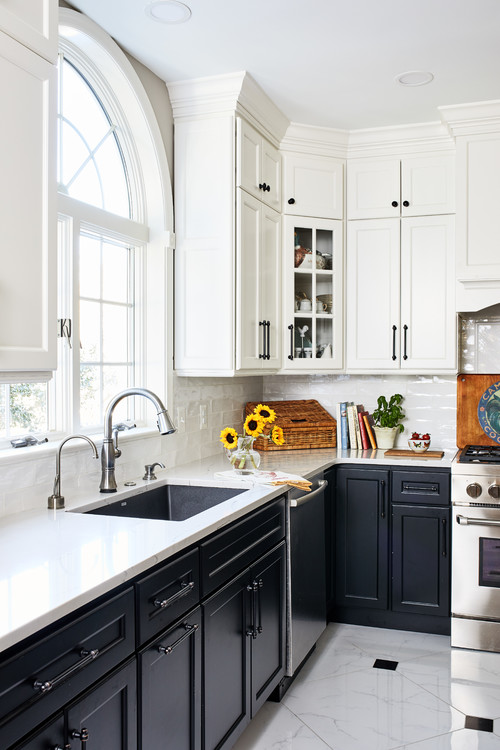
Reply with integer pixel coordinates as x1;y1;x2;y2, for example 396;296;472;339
466;482;482;499
488;484;500;500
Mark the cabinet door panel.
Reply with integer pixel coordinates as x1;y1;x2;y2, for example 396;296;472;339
203;575;250;750
140;608;201;750
400;215;456;370
65;660;137;750
401;155;455;216
335;468;389;609
260;205;281;368
283;153;343;219
346;219;400;370
347;159;400;219
237;119;261;201
250;543;286;715
237;190;262;370
261;139;281;211
0;0;56;62
0;33;56;372
392;505;450;617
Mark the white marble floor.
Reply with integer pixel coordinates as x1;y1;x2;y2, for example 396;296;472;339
232;623;500;750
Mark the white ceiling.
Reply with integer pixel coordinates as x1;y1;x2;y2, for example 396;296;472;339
66;0;500;131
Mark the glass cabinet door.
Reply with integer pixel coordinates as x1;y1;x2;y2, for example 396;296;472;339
283;216;343;370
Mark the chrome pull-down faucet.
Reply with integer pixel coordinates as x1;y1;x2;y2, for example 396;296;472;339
48;435;99;509
100;388;176;493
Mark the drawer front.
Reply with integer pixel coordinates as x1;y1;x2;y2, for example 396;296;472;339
201;497;286;596
0;588;135;749
391;470;450;506
136;548;200;645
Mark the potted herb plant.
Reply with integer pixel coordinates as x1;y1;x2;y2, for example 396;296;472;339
372;393;405;449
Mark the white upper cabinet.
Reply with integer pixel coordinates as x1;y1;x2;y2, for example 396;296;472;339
0;0;57;62
346;216;456;372
236;118;281;211
282;153;344;219
347;155;455;219
0;30;56;373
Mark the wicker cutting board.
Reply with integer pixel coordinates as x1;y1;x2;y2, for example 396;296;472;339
384;449;444;460
457;374;500;447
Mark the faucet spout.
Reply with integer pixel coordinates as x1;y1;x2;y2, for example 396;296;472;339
48;435;99;510
100;388;176;493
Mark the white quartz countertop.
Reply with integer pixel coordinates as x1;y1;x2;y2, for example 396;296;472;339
0;447;455;653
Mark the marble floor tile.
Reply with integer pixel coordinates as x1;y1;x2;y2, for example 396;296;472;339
283;666;463;750
335;623;451;662
231;702;333;750
296;623;375;683
398;647;500;719
398;728;500;749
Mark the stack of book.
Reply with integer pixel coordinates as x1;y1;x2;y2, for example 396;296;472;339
335;402;377;451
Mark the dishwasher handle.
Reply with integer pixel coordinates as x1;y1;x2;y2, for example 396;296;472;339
290;479;328;508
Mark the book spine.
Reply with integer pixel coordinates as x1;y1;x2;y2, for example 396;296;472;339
353;405;362;449
347;403;358;449
358;410;370;449
336;403;342;451
340;402;349;449
363;413;377;449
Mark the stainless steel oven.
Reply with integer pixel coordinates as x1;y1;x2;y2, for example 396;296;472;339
452;446;500;651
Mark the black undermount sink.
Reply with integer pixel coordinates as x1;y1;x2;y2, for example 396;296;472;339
83;484;246;522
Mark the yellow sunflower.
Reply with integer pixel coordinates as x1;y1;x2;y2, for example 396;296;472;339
244;413;265;437
220;427;238;450
254;403;276;423
271;425;285;446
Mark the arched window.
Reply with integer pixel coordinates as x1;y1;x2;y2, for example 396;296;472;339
0;9;173;445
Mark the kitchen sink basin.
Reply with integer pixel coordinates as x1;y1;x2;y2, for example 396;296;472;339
83;484;246;522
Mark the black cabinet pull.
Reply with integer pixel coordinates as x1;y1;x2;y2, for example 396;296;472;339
403;324;408;360
288;198;295;204
246;580;263;639
70;728;89;747
256;578;264;635
391;200;399;207
153;580;195;610
442;518;447;557
259;320;265;359
259;182;271;192
402;200;410;207
33;648;99;695
265;320;271;360
392;325;397;360
380;480;386;518
246;582;257;638
158;622;199;655
288;324;294;360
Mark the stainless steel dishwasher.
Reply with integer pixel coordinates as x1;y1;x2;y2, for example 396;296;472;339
274;473;327;698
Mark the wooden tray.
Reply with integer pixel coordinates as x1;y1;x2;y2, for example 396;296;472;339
384;449;444;460
457;374;500;447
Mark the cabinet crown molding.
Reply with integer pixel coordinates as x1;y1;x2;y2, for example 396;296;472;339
440;100;500;136
281;122;349;159
167;71;289;147
347;121;454;158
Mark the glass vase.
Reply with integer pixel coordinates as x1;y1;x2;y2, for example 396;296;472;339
228;436;261;475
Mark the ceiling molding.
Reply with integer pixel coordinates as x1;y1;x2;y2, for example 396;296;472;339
440;100;500;137
167;71;289;147
346;121;455;158
281;122;349;159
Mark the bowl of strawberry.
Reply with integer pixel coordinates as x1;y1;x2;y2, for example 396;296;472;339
408;432;431;452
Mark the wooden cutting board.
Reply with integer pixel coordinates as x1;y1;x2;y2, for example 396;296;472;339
384;449;444;459
457;374;500;447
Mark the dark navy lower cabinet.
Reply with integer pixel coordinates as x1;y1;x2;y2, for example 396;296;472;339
15;715;65;750
333;465;451;635
139;607;201;750
335;467;390;610
203;542;286;750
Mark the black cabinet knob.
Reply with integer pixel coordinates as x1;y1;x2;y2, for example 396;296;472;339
402;200;410;207
288;198;295;204
259;183;271;192
391;201;398;207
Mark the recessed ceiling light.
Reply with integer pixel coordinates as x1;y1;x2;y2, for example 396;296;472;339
395;70;434;87
145;1;192;24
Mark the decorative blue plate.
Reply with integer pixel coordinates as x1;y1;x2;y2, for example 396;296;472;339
478;380;500;445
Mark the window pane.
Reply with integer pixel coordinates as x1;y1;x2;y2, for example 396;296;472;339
102;304;129;361
103;366;129;422
95;136;130;217
80;365;101;428
102;242;129;303
69;160;103;208
7;384;48;436
80;300;101;362
80;235;101;299
59;121;89;190
61;61;110;149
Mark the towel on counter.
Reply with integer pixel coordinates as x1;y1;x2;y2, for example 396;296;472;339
214;470;312;491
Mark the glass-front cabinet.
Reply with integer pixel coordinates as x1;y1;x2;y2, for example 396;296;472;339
283;216;343;370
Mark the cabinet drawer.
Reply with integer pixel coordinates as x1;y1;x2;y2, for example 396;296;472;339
0;588;134;749
136;548;200;645
201;497;285;596
391;470;450;506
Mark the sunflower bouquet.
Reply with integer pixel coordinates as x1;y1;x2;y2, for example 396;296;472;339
220;404;284;472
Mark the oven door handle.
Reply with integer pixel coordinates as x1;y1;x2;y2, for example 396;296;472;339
456;514;500;527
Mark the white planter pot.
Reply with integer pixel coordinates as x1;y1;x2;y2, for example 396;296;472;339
373;426;398;450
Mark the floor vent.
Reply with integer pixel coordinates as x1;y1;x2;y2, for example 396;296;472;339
372;659;398;671
465;716;494;733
